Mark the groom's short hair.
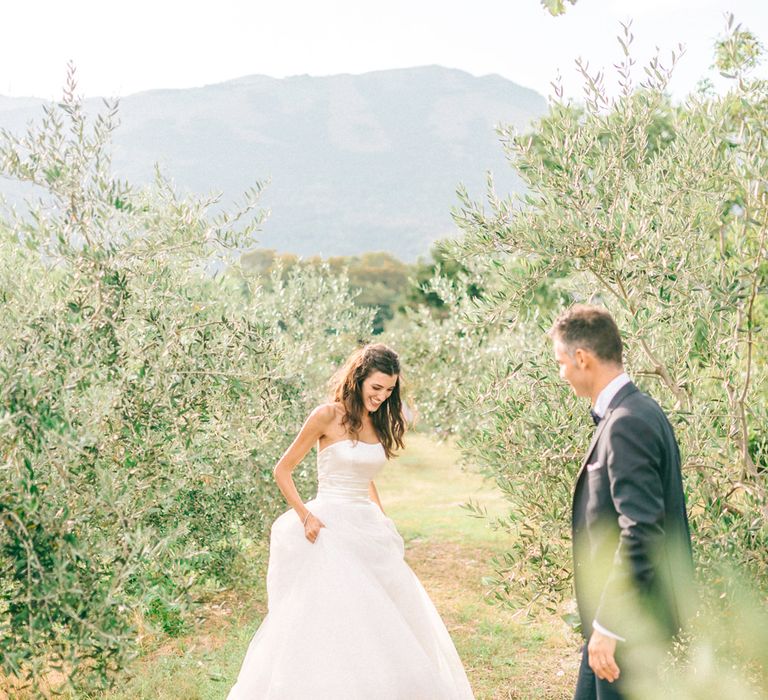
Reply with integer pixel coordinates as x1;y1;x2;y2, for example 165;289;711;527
550;305;623;365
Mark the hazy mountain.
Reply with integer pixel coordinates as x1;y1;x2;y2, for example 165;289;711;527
0;67;547;260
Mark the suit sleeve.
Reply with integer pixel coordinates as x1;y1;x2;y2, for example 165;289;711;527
594;411;666;639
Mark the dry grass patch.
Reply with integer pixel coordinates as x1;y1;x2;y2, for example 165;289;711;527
404;537;579;699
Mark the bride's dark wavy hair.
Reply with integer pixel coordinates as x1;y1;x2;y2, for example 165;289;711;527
329;343;406;459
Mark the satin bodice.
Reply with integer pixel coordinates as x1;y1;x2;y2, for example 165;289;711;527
316;439;387;502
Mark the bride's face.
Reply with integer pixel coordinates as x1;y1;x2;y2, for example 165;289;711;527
361;371;398;413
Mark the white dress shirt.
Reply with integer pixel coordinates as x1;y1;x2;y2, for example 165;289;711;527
591;371;630;642
592;372;631;419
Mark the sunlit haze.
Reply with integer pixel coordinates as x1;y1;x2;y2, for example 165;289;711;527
2;0;767;102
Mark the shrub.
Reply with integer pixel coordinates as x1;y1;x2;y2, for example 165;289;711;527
0;68;373;693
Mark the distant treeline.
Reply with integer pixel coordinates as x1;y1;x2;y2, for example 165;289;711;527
240;246;479;333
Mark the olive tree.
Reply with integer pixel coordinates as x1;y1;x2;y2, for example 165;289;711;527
398;20;768;696
0;69;372;694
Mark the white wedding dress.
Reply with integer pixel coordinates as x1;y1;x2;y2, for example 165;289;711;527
227;438;475;699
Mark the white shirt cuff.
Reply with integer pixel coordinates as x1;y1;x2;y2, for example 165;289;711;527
592;620;626;642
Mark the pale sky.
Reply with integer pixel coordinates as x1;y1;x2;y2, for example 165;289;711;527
2;1;766;102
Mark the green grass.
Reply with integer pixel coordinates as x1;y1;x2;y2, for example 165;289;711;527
377;434;511;546
48;434;579;700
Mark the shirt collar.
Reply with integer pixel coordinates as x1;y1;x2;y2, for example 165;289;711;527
593;372;630;418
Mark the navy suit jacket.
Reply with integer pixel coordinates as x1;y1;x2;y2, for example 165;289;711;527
572;382;693;642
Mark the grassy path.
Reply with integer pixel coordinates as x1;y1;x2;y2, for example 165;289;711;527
81;435;580;699
376;435;579;699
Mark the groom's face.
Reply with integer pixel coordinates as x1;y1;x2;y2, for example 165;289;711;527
554;339;591;398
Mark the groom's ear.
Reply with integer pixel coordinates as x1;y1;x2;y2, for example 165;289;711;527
573;347;592;370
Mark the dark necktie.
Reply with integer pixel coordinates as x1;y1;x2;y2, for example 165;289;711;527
590;409;602;426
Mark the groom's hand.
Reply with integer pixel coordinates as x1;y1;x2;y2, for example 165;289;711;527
588;629;620;683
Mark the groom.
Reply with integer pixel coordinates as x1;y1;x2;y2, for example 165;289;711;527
550;305;693;699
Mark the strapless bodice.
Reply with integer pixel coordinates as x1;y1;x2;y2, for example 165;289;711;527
316;439;387;502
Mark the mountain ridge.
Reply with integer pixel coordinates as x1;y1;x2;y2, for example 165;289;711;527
0;66;547;260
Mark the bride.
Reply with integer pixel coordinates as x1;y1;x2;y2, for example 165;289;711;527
227;343;475;699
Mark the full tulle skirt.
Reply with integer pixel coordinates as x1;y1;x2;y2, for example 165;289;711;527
227;496;475;699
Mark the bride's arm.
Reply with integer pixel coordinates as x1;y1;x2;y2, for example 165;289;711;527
368;481;385;514
273;405;334;533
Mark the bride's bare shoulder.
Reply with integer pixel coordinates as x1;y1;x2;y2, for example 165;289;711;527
307;402;345;441
308;402;344;425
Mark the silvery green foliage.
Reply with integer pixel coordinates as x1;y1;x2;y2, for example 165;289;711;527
417;20;768;618
241;259;375;403
0;67;372;693
387;236;569;438
458;20;768;596
389;255;580;603
385;257;502;435
410;20;768;695
540;0;577;17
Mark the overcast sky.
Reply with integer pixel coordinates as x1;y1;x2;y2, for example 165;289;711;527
2;1;766;102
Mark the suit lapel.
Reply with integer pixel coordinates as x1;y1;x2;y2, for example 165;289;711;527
574;382;638;486
575;417;609;485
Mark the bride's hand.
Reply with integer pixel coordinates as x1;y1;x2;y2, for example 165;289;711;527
303;512;325;543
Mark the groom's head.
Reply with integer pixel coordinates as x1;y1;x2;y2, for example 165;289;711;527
549;305;623;400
